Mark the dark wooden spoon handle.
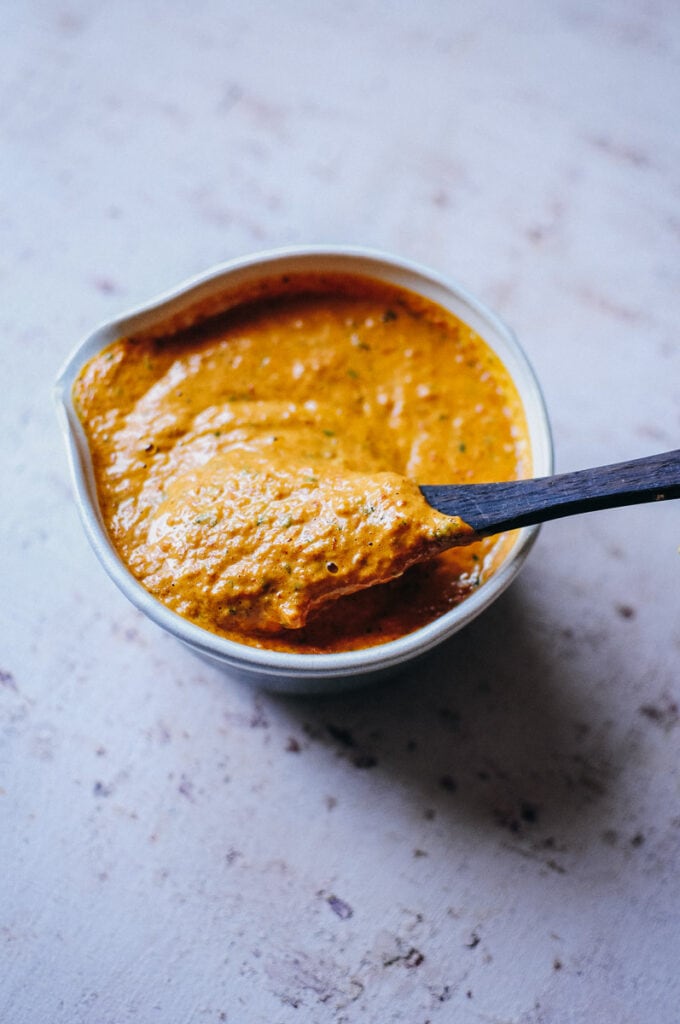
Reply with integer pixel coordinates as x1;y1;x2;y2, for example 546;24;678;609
420;449;680;535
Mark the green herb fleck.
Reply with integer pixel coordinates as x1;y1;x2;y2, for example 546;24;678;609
351;335;370;351
194;512;218;527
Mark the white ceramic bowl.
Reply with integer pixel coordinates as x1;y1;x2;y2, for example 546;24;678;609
55;246;553;694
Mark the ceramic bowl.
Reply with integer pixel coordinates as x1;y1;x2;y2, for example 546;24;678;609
55;246;553;694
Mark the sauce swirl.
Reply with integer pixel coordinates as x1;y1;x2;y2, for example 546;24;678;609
73;273;530;652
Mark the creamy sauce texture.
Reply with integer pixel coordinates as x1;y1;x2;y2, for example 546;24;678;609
73;273;530;652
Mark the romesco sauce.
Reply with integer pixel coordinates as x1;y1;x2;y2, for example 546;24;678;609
73;273;530;652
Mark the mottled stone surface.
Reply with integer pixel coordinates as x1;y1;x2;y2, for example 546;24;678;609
2;2;679;1021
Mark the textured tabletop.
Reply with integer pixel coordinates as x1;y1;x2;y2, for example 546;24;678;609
2;3;679;1022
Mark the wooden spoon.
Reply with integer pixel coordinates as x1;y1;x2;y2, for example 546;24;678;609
420;449;680;536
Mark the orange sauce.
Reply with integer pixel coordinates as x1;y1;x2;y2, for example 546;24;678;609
73;273;530;652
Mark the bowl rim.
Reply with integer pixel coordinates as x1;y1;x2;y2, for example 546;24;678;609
54;244;553;680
